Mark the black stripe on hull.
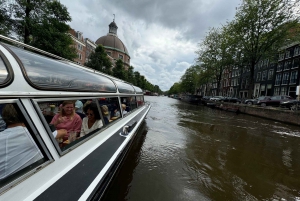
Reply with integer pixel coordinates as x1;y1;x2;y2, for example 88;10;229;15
35;107;148;201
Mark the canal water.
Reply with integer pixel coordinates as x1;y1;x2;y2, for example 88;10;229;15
103;96;300;201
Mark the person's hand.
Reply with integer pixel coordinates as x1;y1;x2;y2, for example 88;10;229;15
56;129;67;139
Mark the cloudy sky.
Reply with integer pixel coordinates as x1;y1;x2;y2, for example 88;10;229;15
60;0;241;91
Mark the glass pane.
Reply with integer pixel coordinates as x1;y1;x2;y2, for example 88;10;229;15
133;86;143;94
136;96;144;107
98;97;121;124
114;80;135;93
8;46;116;92
0;56;8;84
120;96;137;114
0;103;44;182
37;99;104;152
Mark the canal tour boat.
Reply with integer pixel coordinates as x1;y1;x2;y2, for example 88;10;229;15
0;35;151;201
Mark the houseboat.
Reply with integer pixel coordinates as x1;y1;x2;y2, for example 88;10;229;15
0;35;151;200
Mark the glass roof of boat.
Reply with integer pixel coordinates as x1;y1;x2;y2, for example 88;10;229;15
133;86;143;94
114;80;135;93
7;45;117;92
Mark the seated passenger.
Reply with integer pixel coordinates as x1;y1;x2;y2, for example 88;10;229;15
50;101;82;139
0;104;43;179
80;103;103;137
114;109;121;118
75;100;86;119
121;104;128;116
101;105;109;124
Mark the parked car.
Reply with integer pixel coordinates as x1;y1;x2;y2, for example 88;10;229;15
280;99;300;110
257;95;294;107
244;96;269;105
223;97;242;103
209;96;225;101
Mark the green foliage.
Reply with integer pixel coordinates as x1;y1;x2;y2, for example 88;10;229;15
168;82;182;95
126;65;135;84
3;0;76;59
113;59;126;80
196;27;234;95
85;45;112;74
0;0;13;36
180;65;200;94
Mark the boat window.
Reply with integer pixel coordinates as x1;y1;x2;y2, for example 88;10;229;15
35;97;122;154
0;52;12;87
35;99;101;153
0;102;47;191
120;96;137;115
114;80;135;93
136;95;144;107
6;45;116;92
98;97;122;124
133;86;143;94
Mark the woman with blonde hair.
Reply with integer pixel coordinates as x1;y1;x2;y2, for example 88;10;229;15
50;100;82;139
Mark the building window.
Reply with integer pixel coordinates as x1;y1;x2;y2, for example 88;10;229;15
277;62;283;72
285;50;291;58
119;55;123;59
292;58;299;68
275;74;282;86
282;72;289;85
274;87;280;95
268;69;274;80
77;44;82;50
262;70;267;81
281;87;287;95
294;46;300;56
290;71;298;84
78;53;82;60
256;72;261;81
107;51;112;56
279;52;284;60
284;60;291;71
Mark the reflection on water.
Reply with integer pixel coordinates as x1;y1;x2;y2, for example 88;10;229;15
104;96;300;201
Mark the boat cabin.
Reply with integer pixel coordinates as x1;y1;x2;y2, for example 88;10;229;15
0;35;151;200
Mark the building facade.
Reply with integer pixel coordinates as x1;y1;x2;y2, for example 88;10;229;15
95;20;130;69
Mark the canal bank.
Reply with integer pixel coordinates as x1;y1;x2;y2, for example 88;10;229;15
211;102;300;126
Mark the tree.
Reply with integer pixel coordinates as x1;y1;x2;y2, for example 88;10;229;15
9;0;76;59
180;65;201;94
168;82;182;95
196;27;234;96
85;45;112;73
126;65;135;84
0;0;13;36
228;0;300;98
113;59;126;80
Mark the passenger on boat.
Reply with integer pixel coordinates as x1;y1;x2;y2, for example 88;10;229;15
0;104;43;179
80;103;103;137
75;100;86;119
101;105;110;124
50;101;82;139
113;109;121;117
121;104;128;115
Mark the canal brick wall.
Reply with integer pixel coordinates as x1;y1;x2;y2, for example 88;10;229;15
217;102;300;126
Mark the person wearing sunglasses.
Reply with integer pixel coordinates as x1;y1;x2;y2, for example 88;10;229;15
79;102;103;137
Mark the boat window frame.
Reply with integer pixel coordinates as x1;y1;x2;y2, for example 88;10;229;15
31;96;124;156
0;99;52;194
0;47;14;88
2;44;117;93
